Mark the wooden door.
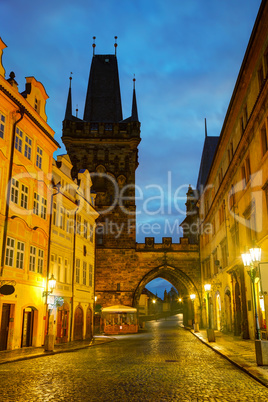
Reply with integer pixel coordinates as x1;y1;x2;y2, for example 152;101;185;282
0;304;10;351
74;306;83;340
21;308;33;347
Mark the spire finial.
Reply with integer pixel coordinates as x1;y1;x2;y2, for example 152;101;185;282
69;72;73;88
76;104;78;118
205;117;207;138
92;36;96;56
133;74;136;89
114;36;118;56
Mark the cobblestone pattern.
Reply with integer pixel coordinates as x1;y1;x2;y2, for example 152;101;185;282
0;318;268;401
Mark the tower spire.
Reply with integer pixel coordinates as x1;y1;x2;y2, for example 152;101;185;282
205;117;207;138
114;36;118;56
92;36;96;56
131;75;138;121
64;73;73;120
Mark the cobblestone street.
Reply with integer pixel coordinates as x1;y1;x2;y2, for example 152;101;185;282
1;316;268;402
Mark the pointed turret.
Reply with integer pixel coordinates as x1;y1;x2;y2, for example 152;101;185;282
131;77;138;122
64;75;73;120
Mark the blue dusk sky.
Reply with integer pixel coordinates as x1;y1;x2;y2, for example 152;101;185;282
1;0;262;297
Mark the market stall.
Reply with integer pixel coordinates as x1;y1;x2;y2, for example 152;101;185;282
102;305;138;334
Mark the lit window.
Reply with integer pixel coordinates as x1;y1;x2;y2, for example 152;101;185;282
16;241;25;269
33;193;40;215
83;261;87;285
5;237;15;266
24;136;32;160
36;146;43;169
66;212;72;234
20;184;29;209
64;259;68;283
29;246;36;272
37;249;44;273
15;128;23;152
76;259;80;283
41;197;47;220
11;178;19;204
0;112;5;139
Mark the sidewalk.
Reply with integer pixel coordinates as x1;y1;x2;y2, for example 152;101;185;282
0;335;114;365
189;328;268;388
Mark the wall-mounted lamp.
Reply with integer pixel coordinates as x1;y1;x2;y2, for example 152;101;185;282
43;274;56;297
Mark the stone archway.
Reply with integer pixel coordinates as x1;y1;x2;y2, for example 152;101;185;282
133;264;201;327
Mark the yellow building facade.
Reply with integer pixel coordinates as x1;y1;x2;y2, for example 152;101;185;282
198;0;268;340
49;154;98;343
0;38;59;349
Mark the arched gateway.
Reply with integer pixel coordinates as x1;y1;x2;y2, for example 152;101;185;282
62;42;201;328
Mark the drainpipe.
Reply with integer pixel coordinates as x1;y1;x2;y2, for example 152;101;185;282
1;106;25;277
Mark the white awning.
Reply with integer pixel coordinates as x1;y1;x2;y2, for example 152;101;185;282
102;304;137;313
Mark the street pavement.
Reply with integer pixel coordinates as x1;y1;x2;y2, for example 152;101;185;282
0;316;268;401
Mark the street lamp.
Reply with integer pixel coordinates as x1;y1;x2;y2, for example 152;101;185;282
241;247;262;340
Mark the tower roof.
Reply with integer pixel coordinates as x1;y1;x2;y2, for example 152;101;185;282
83;54;123;122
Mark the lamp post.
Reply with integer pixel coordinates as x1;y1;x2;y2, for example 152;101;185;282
204;284;211;329
43;274;56;351
204;283;215;342
241;247;262;340
190;294;196;327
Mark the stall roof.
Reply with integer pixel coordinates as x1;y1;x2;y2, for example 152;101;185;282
102;304;137;313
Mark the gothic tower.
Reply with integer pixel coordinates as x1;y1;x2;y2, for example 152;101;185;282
62;40;141;249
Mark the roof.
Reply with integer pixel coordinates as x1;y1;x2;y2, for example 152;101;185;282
102;304;137;313
196;136;219;192
83;54;123;122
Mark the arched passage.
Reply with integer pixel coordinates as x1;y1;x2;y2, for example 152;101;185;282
133;265;201;327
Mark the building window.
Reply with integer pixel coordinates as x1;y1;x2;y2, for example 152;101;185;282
245;156;251;183
20;184;29;209
66;212;72;234
5;237;15;266
64;259;68;283
258;64;265;90
219;203;225;225
15;128;23;152
41;197;47;220
58;256;62;282
221;241;228;269
34;97;39;112
261;125;268;156
16;241;25;269
88;264;93;287
84;220;88;239
11;178;19;204
90;225;94;242
33;193;40;215
37;249;44;273
76;215;81;235
24;135;32;160
36;146;43;169
59;207;65;229
76;259;80;283
0;112;5;139
83;261;87;285
29;246;36;272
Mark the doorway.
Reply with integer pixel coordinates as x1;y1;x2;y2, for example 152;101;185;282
85;307;92;339
0;303;11;351
74;306;83;340
21;307;34;347
57;304;69;343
